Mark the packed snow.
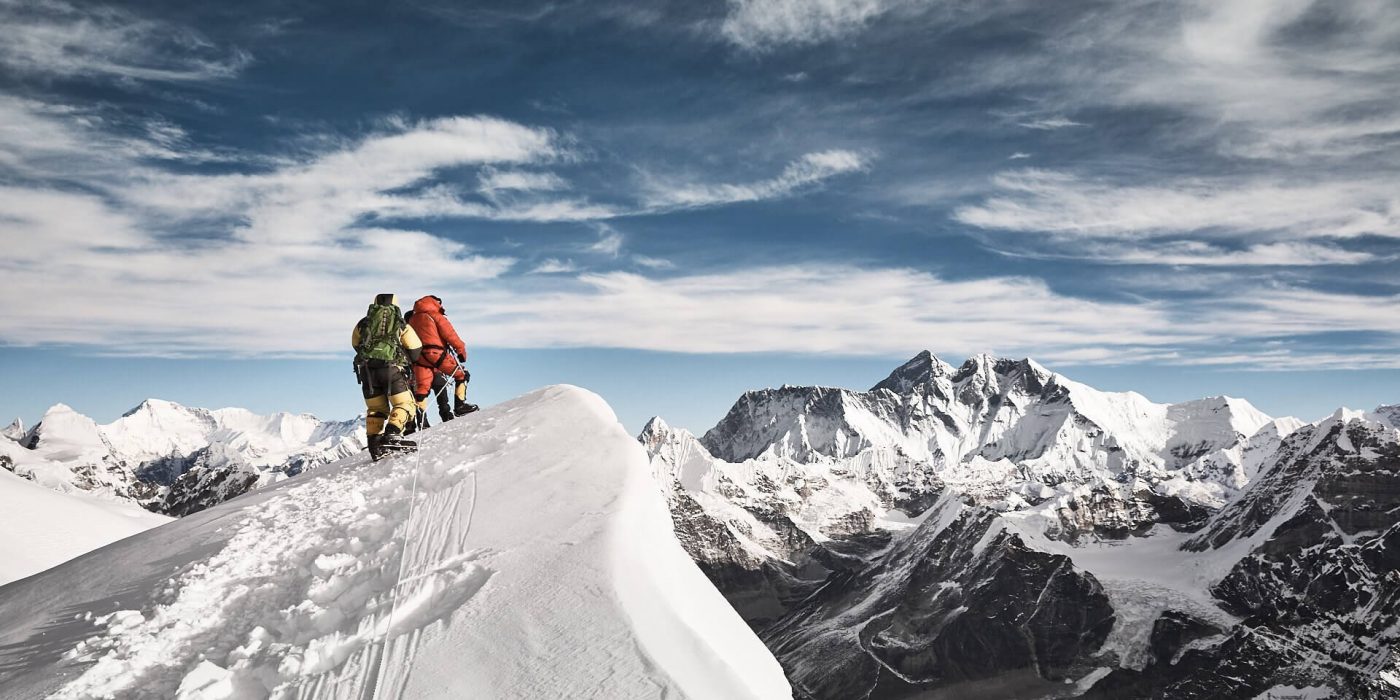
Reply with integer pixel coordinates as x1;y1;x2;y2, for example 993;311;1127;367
0;467;170;585
0;386;790;699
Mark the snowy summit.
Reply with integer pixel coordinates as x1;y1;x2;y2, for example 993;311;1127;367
0;386;789;699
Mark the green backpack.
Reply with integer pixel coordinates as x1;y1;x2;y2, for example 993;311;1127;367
356;302;405;365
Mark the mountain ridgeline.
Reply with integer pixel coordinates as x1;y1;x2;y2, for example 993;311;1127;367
643;351;1400;699
0;399;363;516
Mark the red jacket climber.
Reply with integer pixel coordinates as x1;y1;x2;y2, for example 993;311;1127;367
406;295;478;419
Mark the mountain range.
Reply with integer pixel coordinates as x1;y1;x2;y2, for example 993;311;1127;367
2;352;1396;698
2;399;363;516
644;351;1399;698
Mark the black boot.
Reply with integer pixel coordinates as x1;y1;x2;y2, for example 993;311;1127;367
379;424;417;456
454;399;479;416
367;434;386;461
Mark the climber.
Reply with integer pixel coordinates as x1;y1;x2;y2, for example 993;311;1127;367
401;308;448;435
352;293;422;460
406;295;478;422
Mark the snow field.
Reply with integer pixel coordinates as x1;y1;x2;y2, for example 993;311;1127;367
0;467;170;585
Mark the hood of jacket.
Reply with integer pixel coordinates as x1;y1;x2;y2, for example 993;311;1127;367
412;295;444;315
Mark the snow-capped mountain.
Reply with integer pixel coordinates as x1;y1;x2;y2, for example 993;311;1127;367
643;351;1285;621
644;352;1399;698
5;399;363;516
0;386;790;699
2;417;24;442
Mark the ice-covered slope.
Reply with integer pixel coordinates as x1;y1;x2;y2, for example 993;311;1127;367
8;399;363;515
0;467;170;585
0;386;790;700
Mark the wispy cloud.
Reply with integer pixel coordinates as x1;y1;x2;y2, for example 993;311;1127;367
0;0;250;82
478;169;568;194
644;149;868;209
465;266;1400;367
955;169;1400;239
478;265;1185;357
588;224;625;257
721;0;887;51
0;111;566;355
1016;117;1084;130
1005;240;1379;267
1107;0;1400;161
531;258;578;274
632;255;675;270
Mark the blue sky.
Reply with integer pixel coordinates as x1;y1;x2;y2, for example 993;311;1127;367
1;0;1397;433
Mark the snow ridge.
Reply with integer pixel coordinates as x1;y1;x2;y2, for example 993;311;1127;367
0;386;790;699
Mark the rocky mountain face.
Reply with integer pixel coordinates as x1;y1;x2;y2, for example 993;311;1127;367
644;352;1400;698
2;399;363;516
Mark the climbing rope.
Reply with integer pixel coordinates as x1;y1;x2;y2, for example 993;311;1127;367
369;433;424;700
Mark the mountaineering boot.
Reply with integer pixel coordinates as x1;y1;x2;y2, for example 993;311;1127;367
378;433;417;458
454;399;479;416
367;434;386;461
379;424;417;457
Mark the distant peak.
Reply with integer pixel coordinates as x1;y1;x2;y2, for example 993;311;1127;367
640;416;670;436
122;398;187;417
871;350;953;394
2;417;24;442
952;354;1037;378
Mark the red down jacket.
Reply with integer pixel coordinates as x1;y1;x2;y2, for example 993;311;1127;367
407;295;466;367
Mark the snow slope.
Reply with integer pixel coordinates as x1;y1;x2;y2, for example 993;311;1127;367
0;385;789;699
0;468;170;585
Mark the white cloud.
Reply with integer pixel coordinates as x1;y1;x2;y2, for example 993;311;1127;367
0;111;571;356
977;0;1400;163
1016;117;1084;130
721;0;887;51
478;169;568;194
991;240;1380;267
0;184;515;356
1193;287;1400;340
645;149;868;209
1008;152;1031;160
0;0;249;82
632;255;675;270
955;169;1400;239
120;115;565;235
1098;241;1378;266
459;269;1400;368
1113;0;1400;161
473;265;1185;357
588;224;625;257
531;258;578;274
